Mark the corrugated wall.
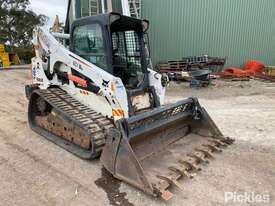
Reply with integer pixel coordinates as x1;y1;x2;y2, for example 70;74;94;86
112;0;122;14
114;0;275;67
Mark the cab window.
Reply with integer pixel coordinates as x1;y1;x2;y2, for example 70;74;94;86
73;23;107;70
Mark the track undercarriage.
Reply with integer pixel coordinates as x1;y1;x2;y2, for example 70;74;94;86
28;88;114;159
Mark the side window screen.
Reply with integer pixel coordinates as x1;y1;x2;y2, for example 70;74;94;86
112;31;142;71
73;24;107;70
112;30;144;89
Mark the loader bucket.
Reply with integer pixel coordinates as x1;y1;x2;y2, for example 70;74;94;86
100;98;234;200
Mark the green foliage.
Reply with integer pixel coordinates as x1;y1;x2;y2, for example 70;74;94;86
13;46;34;64
0;0;48;47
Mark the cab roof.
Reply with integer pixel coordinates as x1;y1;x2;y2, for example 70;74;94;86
71;12;149;33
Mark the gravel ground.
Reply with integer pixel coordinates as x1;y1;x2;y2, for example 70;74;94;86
0;69;274;206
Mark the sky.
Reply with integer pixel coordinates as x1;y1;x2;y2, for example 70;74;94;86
29;0;68;27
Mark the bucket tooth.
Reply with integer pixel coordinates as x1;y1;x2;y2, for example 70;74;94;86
157;174;184;190
195;148;214;159
178;160;202;171
209;139;228;147
222;137;235;145
168;166;194;179
160;190;174;201
203;144;223;153
187;153;210;164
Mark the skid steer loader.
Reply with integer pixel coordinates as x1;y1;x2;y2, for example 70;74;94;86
25;13;234;200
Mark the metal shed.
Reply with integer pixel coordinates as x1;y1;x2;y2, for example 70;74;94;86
137;0;275;67
66;0;275;67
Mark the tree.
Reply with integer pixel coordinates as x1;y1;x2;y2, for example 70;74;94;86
0;0;48;47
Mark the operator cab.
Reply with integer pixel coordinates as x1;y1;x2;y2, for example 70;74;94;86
70;13;150;90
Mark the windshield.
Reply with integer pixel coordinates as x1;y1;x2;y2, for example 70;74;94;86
73;23;107;70
112;30;145;89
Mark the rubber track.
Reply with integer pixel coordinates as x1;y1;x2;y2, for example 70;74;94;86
34;88;114;158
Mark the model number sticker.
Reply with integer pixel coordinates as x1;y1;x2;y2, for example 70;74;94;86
73;61;83;70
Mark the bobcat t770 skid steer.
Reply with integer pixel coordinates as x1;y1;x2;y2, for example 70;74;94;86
25;13;234;200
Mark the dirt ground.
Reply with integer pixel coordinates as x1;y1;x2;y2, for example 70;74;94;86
0;69;274;206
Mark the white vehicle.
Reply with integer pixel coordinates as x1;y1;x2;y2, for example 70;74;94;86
26;13;233;200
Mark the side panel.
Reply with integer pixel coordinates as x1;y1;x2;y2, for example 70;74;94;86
61;85;113;118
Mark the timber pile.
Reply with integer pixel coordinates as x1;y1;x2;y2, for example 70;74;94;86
157;56;226;81
254;66;275;82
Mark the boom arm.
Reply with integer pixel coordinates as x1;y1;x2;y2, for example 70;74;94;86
32;27;129;118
